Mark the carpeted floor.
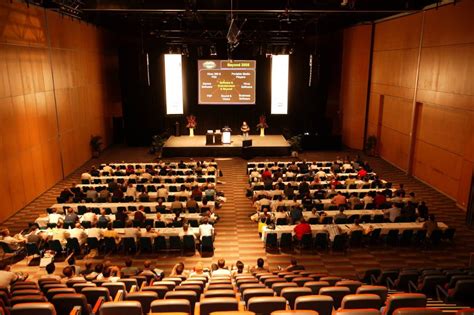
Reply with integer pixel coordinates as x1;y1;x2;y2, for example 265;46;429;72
3;145;474;280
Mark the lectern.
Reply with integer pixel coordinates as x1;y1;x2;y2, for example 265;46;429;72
222;127;232;144
206;130;214;145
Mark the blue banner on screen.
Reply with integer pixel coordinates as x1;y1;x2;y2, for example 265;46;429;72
198;60;256;104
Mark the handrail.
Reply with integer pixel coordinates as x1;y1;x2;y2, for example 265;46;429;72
69;305;81;315
129;285;137;293
408;280;418;293
435;284;448;302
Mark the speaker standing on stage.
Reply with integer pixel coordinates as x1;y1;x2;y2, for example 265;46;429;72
241;121;250;138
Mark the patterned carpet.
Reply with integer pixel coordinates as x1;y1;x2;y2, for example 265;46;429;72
3;145;474;280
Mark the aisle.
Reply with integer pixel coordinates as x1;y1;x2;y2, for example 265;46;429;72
212;158;267;269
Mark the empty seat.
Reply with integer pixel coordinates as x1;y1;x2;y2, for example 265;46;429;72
204;290;236;298
242;288;274;305
340;294;381;310
207;284;234;291
382;293;427;315
293;277;314;287
11;302;56;315
51;293;91;315
272;282;298;296
119;279;138;292
304;281;330;294
247;296;287;315
102;282;126;299
11;289;42;297
271;311;318;315
142;285;169;299
319;286;350;309
150;299;191;314
165;290;198;314
46;288;76;301
335;281;362;294
239;283;266;294
99;301;142;315
281;287;312;309
355;286;388;304
294;295;334;315
176;284;203;298
72;283;96;293
392;308;443;315
10;295;47;306
199;297;239;315
125;291;158;314
82;287;111;306
335;309;380;315
319;277;342;286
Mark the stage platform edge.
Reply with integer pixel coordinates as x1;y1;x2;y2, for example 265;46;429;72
162;135;290;157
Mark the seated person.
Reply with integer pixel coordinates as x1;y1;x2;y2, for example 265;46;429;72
282;258;305;272
293;218;311;241
212;259;231;277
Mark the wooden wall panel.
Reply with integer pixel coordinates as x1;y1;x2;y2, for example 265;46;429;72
0;1;120;222
373;13;422;51
354;1;474;208
340;24;372;149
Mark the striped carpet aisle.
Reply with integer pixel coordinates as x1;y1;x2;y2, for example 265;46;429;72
3;146;474;281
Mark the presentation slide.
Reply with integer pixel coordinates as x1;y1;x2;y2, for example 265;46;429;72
198;60;256;105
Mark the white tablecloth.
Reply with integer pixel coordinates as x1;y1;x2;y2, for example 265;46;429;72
51;201;215;213
261;222;448;241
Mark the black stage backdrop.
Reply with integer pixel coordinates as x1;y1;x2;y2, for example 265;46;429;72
119;34;342;146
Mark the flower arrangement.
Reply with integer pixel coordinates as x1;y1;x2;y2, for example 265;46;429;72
186;115;197;129
256;115;268;129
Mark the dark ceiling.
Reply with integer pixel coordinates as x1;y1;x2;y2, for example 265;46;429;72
36;0;441;49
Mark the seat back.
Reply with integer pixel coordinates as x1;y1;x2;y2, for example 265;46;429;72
51;293;89;315
10;295;47;306
46;288;76;301
281;287;312;309
271;311;318;315
293;277;314;287
247;296;287;315
393;308;443;315
319;277;342;286
204;290;236;298
319;286;351;309
11;302;56;315
335;309;380;315
272;282;298;296
242;288;274;305
125;291;158;314
72;283;96;293
294;295;334;315
165;290;198;311
451;280;474;304
142;285;168;299
355;286;388;304
383;293;427;315
304;281;330;294
99;301;142;315
456;309;474;315
335;281;362;294
341;294;381;309
150;299;191;314
82;287;111;306
199;297;239;315
102;282;126;298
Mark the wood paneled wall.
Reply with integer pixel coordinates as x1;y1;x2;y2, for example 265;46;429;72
340;24;372;149
0;0;121;222
341;0;474;209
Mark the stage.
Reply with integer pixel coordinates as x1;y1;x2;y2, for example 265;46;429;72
162;135;290;157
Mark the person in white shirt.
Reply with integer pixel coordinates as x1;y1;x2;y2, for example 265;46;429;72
179;224;195;240
125;183;137;199
0;229;26;250
48;208;64;225
316;169;327;179
65;223;87;245
0;263;22;289
198;218;214;241
211;259;231;277
140;226;158;239
39;263;62;281
86;224;103;240
81;209;98;225
50;223;67;246
123;221;140;241
249;169;261;182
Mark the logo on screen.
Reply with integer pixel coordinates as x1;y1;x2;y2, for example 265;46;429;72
202;61;217;69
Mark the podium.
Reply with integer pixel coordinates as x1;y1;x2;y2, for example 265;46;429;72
206;130;214;145
222;127;231;144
